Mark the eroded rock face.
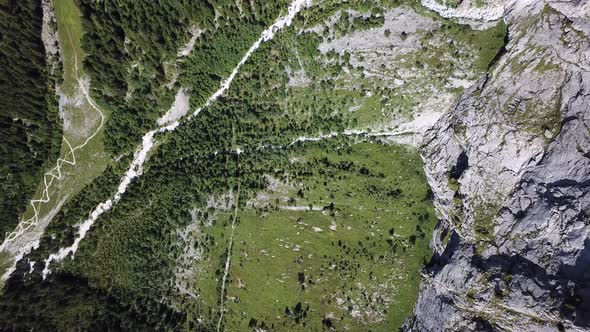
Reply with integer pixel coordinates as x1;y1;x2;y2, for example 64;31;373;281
407;1;590;331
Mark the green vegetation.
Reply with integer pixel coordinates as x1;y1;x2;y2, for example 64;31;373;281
0;270;188;331
533;59;561;73
428;19;507;73
466;288;477;304
0;251;12;287
294;1;507;130
220;143;436;331
179;22;265;107
76;0;191;154
442;0;461;8
0;0;62;241
454;123;467;138
511;93;562;140
448;177;460;192
329;9;386;38
475;0;488;8
0;0;508;330
79;0;291;155
54;0;84;94
473;203;499;255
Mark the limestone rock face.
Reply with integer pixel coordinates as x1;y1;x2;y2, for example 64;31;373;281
406;1;590;331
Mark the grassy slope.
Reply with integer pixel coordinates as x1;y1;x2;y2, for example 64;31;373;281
183;143;436;331
54;0;83;93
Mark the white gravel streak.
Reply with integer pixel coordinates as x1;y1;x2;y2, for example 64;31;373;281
42;0;313;279
421;0;507;21
177;27;202;57
280;205;323;211
282;109;441;148
157;88;191;126
288;132;339;145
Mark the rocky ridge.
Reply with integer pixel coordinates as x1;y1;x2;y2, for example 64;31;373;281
405;1;590;331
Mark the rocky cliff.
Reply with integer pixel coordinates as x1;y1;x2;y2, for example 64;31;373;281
406;1;590;331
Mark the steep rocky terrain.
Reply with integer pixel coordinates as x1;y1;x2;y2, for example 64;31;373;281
406;1;590;331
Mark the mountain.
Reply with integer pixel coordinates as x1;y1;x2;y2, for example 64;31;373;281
0;0;588;331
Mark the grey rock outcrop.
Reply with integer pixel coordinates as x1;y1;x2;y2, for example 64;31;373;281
406;1;590;331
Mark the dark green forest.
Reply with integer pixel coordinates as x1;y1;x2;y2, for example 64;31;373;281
0;0;62;241
78;0;290;155
0;265;191;331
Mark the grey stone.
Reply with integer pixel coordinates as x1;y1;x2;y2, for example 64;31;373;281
406;1;590;331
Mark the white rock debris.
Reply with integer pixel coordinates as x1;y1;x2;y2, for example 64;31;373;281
157;88;191;126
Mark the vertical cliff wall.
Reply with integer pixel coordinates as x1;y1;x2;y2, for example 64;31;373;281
406;1;590;331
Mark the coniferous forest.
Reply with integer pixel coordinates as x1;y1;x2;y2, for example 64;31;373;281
0;0;61;241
